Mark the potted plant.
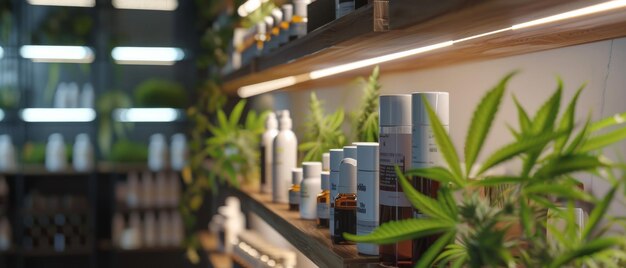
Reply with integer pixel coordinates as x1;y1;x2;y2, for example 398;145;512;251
299;92;347;161
346;72;626;267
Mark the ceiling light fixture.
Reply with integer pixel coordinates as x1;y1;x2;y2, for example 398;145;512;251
237;0;626;98
20;108;96;122
27;0;95;7
112;0;178;11
111;47;184;65
20;45;94;63
113;108;181;122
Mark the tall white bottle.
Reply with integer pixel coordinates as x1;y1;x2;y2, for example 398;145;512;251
261;112;279;194
300;162;322;219
272;111;298;203
329;149;344;238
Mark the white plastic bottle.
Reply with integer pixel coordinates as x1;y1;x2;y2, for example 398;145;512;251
356;142;380;255
329;149;344;238
0;135;17;172
272;111;298;203
73;133;94;172
300;162;322;220
170;134;188;171
261;112;279;194
322;152;330;171
46;133;67;172
148;134;168;172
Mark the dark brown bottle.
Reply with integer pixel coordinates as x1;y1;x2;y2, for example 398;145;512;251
412;177;440;264
333;158;357;244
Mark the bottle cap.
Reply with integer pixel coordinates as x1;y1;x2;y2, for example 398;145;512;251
265;112;278;129
272;8;283;23
264;16;274;29
356;142;379;171
329;149;343;172
293;0;307;17
321;171;330;190
291;168;303;184
302;162;322;180
256;21;266;35
412;92;449;125
282;4;293;22
338;158;357;193
380;94;412;127
279;110;292;130
343;146;357;160
322;152;330;171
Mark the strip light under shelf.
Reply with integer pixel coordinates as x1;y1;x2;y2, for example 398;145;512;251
112;0;178;11
20;45;94;63
27;0;95;7
111;47;184;65
113;108;181;122
237;0;626;98
20;108;96;122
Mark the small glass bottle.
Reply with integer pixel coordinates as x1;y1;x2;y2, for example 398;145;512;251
288;168;303;211
279;4;293;46
333;158;357;244
290;0;308;40
316;171;330;227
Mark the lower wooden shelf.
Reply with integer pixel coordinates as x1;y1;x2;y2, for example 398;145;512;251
224;186;380;268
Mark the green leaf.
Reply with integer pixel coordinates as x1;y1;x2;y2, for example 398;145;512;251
523;184;594;202
229;100;246;128
423;96;463;181
549;237;622;268
405;166;463;187
580;125;626;153
464;72;514;177
532;80;562;135
469;176;526;187
590;111;626;132
565;114;592;154
477;131;565;175
582;182;617;240
397;166;455;222
513;95;532;135
343;218;454;244
416;231;456;268
217;109;229;129
534;154;606;179
519;198;533;238
554;85;583;154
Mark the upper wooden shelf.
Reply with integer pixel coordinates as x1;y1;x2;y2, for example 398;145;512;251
224;186;380;268
222;0;626;94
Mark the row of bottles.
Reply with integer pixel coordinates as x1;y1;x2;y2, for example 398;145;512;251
115;172;181;209
54;82;94;109
148;133;188;172
111;211;183;250
260;92;449;267
22;192;90;252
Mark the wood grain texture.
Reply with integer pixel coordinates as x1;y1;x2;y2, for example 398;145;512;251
224;186;380;268
222;0;626;94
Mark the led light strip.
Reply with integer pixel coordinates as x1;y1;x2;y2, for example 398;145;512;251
20;108;96;122
27;0;95;7
20;45;94;63
237;0;626;98
113;108;181;122
111;47;185;65
112;0;178;11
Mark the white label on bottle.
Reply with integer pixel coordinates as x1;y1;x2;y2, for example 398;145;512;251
317;202;329;219
379;132;412;207
412;125;447;168
357;170;379;221
289;190;300;205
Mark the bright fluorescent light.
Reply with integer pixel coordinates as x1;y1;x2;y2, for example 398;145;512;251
238;76;299;98
111;47;184;65
112;0;178;11
20;108;96;122
113;108;180;122
238;0;269;17
20;45;94;63
27;0;95;7
0;109;4;121
512;0;626;30
309;41;453;79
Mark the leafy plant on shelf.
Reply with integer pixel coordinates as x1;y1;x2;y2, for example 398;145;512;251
96;91;133;157
346;72;626;267
351;66;381;142
299;92;347;161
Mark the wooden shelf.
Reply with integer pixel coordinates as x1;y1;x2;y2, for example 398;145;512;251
224;186;379;268
222;0;626;94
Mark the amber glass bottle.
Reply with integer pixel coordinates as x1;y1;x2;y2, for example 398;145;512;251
288;168;302;211
333;158;357;244
317;171;330;227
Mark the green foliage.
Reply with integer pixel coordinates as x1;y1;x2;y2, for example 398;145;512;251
32;8;93;45
134;79;188;108
352;66;381;142
346;72;626;267
299;92;347;161
0;86;19;109
1;1;11;44
21;142;72;164
108;140;148;163
96;91;133;156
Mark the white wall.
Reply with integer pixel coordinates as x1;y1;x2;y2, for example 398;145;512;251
250;37;626;266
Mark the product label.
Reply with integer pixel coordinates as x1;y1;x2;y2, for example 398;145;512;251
317;203;329;219
411;125;447;168
357;170;379;221
289;190;299;205
379;132;412;207
356;219;378;236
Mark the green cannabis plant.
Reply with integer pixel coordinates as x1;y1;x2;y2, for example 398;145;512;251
352;66;381;142
346;72;626;267
299;92;347;161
